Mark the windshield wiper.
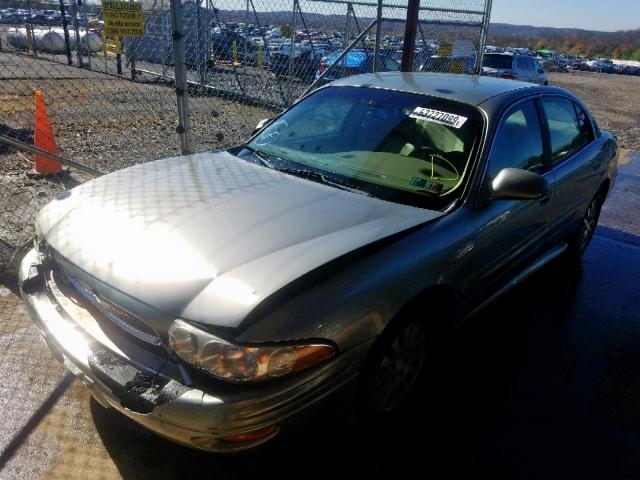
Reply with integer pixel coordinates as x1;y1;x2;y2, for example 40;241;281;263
242;146;368;196
276;166;369;196
243;145;278;170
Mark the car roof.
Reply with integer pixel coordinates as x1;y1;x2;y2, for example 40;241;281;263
328;72;538;106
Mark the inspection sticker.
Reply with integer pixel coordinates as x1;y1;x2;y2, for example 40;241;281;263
409;107;468;129
410;177;443;194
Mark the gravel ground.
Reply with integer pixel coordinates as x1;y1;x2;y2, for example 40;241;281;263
0;50;275;270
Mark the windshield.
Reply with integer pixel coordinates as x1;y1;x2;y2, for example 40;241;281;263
244;86;483;210
483;54;514;70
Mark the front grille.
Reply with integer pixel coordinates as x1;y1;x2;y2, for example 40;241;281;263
61;271;162;346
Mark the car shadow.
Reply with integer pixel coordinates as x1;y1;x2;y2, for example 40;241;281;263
90;253;587;479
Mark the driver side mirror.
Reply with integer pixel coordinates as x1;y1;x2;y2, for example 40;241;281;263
252;117;273;136
490;168;550;201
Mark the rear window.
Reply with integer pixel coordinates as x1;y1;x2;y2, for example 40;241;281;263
483;54;513;70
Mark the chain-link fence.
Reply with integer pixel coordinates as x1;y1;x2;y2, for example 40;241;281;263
0;0;491;272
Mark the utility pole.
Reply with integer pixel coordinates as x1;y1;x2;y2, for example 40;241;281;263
400;0;420;72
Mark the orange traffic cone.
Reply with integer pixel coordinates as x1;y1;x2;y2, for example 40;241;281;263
33;90;63;175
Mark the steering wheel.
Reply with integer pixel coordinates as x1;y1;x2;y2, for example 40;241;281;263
417;146;460;182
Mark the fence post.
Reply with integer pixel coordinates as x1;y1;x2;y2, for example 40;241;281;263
475;0;493;74
373;0;382;72
343;2;351;49
400;0;420;72
25;0;37;59
170;0;193;154
71;0;83;68
58;0;73;65
287;0;297;105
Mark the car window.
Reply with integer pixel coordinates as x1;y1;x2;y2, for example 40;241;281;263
541;96;590;164
516;57;528;70
487;99;545;179
573;101;595;147
483;55;513;70
286;96;352;136
247;86;483;210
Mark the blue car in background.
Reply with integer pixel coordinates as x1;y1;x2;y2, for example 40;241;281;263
315;49;400;81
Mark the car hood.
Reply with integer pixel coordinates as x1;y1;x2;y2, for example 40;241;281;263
37;151;443;328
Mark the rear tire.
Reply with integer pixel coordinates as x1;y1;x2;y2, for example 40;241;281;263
568;192;603;259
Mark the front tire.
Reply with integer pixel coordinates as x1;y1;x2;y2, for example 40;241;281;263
360;319;428;415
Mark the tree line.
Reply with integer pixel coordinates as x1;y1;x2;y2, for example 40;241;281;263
488;23;640;60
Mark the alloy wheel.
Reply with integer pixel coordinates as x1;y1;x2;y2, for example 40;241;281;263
372;322;427;413
578;195;602;253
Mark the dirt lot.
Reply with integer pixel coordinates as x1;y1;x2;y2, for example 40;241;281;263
549;71;640;151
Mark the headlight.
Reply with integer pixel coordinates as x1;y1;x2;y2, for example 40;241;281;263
168;319;336;383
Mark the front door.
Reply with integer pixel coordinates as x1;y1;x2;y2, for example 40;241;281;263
466;97;554;303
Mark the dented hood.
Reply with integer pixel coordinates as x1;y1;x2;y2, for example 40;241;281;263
37;151;443;327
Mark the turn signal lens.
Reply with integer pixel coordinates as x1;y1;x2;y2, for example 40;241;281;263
168;320;336;383
219;425;278;444
199;341;259;381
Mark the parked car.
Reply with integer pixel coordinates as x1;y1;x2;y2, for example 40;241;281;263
482;52;549;85
269;43;328;80
315;49;399;81
211;30;261;65
20;73;617;453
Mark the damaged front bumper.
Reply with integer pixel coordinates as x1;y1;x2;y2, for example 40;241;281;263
18;248;366;452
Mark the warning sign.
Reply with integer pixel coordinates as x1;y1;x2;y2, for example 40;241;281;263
102;1;144;37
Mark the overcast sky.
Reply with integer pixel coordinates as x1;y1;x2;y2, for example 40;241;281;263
491;0;640;32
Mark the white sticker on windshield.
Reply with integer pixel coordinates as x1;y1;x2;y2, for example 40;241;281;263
409;107;468;129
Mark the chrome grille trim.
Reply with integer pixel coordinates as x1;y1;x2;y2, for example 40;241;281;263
61;271;162;346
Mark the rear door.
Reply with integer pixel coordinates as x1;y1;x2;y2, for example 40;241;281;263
539;95;600;242
467;97;554;301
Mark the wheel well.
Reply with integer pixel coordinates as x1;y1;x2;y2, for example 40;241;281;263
388;284;457;335
360;284;457;377
599;179;611;198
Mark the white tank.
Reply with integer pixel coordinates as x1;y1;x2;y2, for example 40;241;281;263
34;30;67;54
51;27;78;50
5;26;101;54
80;31;102;53
6;27;29;50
